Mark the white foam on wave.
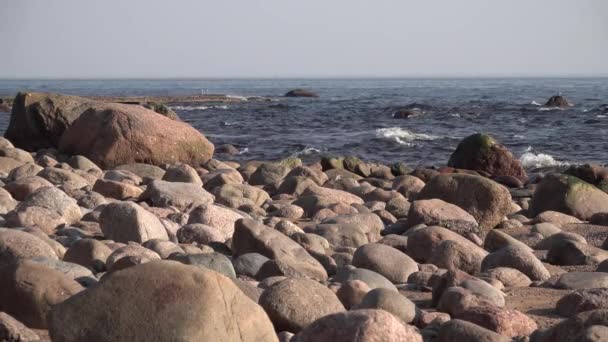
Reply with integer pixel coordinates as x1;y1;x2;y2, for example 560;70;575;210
538;107;565;112
520;152;569;169
531;100;542;106
293;147;321;156
597;114;607;118
375;127;439;146
513;134;525;139
449;113;461;118
221;121;238;126
226;95;248;101
238;147;249;155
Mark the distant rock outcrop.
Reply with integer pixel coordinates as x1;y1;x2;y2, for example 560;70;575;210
544;95;571;108
285;89;319;98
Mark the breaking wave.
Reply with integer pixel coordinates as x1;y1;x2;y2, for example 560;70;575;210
375;127;439;146
520;152;569;169
171;105;229;111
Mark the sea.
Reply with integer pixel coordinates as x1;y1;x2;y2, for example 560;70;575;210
0;78;606;169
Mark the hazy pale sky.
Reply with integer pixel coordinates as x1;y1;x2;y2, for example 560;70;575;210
1;0;607;78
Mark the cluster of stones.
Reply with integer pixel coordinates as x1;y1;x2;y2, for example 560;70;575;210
1;92;608;342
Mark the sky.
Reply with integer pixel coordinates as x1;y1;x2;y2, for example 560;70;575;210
1;0;607;79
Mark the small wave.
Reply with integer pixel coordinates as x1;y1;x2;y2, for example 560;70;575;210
226;95;248;101
520;152;568;169
293;147;321;157
221;121;238;126
375;127;439;146
513;134;525;139
448;113;461;118
538;107;565;112
238;147;249;155
531;100;541;106
597;114;606;118
171;105;229;111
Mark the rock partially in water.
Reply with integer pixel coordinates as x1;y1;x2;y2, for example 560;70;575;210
284;89;319;98
448;133;527;181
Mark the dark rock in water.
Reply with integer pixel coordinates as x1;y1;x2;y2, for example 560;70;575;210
393;108;423;119
58;102;214;169
285;89;319;98
544;95;572;108
529;173;608;220
216;144;240;155
448;133;527;181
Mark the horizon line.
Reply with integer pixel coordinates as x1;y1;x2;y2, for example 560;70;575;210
1;74;608;81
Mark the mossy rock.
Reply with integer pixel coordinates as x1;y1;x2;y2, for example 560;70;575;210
391;162;411;176
321;155;344;171
530;173;608;220
143;102;179;120
279;157;302;168
448;133;526;181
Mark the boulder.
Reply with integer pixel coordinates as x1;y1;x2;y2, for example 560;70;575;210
352;243;418;283
186;204;246;242
0;188;17;215
232;219;327;281
140;180;214;211
455;305;537;337
407;226;487;263
556;272;608;290
0;311;41;342
557;288;608;317
436;319;510;342
407;198;480;237
99;201;168;243
63;238;113;272
4;176;53;201
5;92;102;151
169;253;236;278
48;261;278;342
530;309;608;342
448;133;527;181
58;102;214;168
13;186;81;224
116;163;166;180
259;278;344;333
292;309;422;342
482;267;532;287
546;240;608;265
529;173;608;220
105;244;161;271
357;288;417;323
92;179;143;200
162;164;202;184
0;229;58;267
417;173;512;234
332;267;398;292
428;240;486;274
233;253;270;278
0;260;83;328
481;245;550;281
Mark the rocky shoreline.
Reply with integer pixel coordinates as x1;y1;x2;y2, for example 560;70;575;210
1;92;608;341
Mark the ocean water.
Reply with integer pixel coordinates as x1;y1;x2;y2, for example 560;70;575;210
0;79;607;168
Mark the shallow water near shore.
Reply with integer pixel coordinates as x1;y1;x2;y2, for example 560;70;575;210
1;78;607;168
